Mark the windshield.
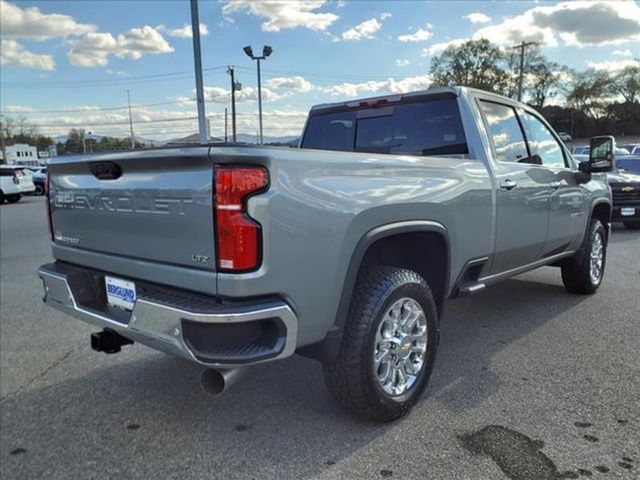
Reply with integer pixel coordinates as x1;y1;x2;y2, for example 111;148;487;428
301;98;468;156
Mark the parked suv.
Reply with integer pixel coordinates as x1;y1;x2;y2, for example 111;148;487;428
0;166;36;203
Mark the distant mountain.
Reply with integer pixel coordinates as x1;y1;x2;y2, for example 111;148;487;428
53;133;161;146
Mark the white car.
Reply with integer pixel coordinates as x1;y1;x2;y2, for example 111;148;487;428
0;166;36;203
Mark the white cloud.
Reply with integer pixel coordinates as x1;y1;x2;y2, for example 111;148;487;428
612;49;633;57
68;26;174;67
160;22;209;39
473;1;640;47
396;59;411;67
0;39;55;70
2;105;39;113
0;0;95;40
587;59;640;72
203;86;282;103
463;12;491;24
324;74;431;97
341;18;382;41
398;28;433;43
421;38;468;57
222;0;338;32
265;76;314;92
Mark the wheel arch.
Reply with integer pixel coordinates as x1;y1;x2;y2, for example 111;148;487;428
298;220;450;362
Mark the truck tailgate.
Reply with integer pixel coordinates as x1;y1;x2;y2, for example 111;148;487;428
49;148;215;272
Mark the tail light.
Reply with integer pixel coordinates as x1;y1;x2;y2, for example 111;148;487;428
214;166;268;271
45;174;53;241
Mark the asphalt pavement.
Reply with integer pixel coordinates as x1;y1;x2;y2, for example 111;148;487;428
1;195;638;480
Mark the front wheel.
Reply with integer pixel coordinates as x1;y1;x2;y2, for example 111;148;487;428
34;184;45;195
323;266;439;421
561;218;607;294
623;222;640;230
6;195;21;203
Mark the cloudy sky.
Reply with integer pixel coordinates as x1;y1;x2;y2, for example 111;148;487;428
1;0;639;140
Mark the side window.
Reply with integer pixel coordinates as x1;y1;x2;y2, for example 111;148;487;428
479;101;529;163
521;112;566;168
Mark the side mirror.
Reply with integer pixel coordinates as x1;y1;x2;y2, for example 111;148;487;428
589;136;614;172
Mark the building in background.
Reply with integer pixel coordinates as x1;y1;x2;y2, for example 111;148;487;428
1;144;42;166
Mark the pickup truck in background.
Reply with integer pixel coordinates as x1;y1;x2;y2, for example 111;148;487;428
39;87;614;421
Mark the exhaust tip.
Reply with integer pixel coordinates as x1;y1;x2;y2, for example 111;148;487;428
200;368;244;396
200;369;226;395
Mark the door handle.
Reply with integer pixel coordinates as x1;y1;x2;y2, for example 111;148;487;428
550;180;568;189
499;179;517;190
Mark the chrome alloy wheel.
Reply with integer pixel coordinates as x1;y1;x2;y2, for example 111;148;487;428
589;231;604;285
373;297;428;396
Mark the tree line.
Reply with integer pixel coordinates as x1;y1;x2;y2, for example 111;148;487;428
430;38;640;138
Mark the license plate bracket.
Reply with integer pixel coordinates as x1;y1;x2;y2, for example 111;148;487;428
105;276;137;311
621;207;636;217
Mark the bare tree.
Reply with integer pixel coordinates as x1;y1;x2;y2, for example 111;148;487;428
610;62;640;103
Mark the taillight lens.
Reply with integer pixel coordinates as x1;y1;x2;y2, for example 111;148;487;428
215;166;267;271
45;174;53;241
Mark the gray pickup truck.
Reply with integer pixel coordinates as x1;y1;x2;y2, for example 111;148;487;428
39;87;614;421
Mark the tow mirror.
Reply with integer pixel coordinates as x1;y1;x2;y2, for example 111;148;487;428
589;136;614;172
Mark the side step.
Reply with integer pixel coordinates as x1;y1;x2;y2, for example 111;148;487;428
457;281;486;296
453;257;489;297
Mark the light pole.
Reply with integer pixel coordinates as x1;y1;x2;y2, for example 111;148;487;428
190;0;207;144
243;45;272;144
127;89;135;150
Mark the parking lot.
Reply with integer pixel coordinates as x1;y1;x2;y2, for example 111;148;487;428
1;195;638;480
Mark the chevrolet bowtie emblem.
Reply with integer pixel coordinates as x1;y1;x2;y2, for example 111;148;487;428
622;186;634;192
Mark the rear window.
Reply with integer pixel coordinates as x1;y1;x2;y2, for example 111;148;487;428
301;98;468;156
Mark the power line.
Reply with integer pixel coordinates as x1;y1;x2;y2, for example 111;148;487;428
2;100;193;115
2;66;228;89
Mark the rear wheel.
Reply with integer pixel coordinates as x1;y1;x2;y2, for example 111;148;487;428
623;222;640;230
561;218;607;294
0;191;4;204
323;266;439;421
5;195;21;203
34;184;45;195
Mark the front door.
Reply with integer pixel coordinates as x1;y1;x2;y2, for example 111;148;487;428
520;111;589;255
479;100;553;274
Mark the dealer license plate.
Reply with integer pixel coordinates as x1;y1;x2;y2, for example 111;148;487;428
105;276;137;310
621;207;636;216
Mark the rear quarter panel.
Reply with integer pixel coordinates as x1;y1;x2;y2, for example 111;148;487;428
214;147;493;347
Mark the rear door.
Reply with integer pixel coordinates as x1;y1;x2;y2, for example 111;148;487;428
478;100;554;274
49;148;216;271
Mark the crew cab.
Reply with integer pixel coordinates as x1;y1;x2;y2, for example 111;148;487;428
38;87;613;421
0;166;36;203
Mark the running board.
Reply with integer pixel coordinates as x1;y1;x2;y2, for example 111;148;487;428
457;281;486;296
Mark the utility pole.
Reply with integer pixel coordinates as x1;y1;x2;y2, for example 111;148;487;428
82;132;86;154
224;107;228;142
0;116;6;164
190;0;207;144
227;66;239;142
127;89;135;150
512;41;538;102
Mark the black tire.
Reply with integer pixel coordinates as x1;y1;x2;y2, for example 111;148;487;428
561;218;607;294
6;195;21;203
323;266;439;422
34;184;45;195
623;222;640;230
0;191;4;204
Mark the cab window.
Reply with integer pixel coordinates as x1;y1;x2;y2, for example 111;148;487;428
521;112;567;168
479;101;529;163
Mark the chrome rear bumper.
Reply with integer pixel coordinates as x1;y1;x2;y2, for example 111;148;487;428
38;263;298;368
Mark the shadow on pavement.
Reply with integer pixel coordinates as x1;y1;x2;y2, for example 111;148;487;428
1;274;588;479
